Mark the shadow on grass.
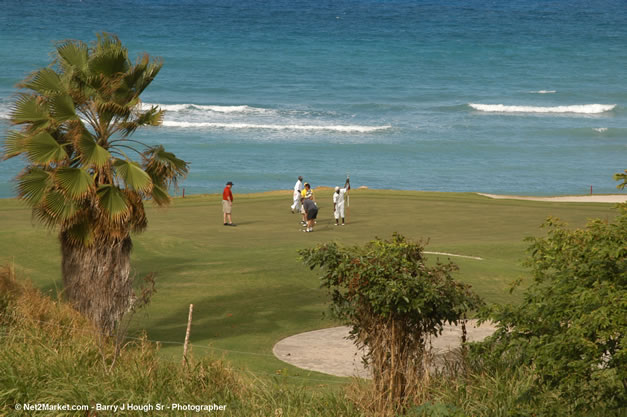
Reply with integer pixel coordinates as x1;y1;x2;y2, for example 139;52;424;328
137;284;326;348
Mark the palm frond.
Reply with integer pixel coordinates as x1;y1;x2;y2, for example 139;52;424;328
123;54;149;93
127;58;163;97
2;131;28;160
10;94;50;127
113;159;152;193
50;94;77;122
17;168;54;206
96;101;131;119
55;167;94;199
21;68;65;95
122;189;148;233
77;131;111;167
83;74;106;95
135;106;164;126
96;184;130;220
134;61;163;96
56;40;89;72
149;183;171;207
38;190;79;225
120;106;163;136
142;145;189;188
88;40;129;77
25;131;68;164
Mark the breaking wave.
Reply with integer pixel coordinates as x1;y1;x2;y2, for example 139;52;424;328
142;103;271;114
141;102;392;133
469;103;616;114
161;121;392;133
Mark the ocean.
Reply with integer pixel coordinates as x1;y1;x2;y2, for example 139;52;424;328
1;0;625;197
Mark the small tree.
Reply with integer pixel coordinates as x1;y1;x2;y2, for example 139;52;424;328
478;205;626;414
2;34;188;334
300;234;482;414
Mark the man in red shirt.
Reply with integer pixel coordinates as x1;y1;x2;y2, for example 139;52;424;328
222;181;234;226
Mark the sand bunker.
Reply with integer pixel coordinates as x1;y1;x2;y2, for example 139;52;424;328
273;320;496;378
478;193;626;203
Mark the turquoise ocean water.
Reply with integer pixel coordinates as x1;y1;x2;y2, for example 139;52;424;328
1;0;625;196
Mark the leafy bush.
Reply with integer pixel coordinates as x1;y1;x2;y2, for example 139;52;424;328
476;205;626;414
301;234;482;415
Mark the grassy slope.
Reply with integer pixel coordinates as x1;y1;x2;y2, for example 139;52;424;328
0;189;617;384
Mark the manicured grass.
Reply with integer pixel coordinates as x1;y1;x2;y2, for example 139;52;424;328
0;190;618;384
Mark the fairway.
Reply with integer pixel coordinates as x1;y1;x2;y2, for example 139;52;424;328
0;190;619;384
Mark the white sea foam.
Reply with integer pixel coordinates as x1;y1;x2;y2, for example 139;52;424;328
142;103;270;114
162;120;391;133
469;103;616;114
530;90;556;94
593;127;608;132
0;103;10;119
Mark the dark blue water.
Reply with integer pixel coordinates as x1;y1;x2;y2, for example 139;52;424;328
1;0;625;196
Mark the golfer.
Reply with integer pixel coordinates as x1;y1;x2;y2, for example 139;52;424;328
333;178;350;226
302;197;318;233
291;176;304;213
300;182;315;225
222;181;235;226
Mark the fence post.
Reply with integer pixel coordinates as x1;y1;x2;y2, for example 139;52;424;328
182;304;193;366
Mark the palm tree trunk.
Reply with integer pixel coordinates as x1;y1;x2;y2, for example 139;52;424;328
60;234;133;335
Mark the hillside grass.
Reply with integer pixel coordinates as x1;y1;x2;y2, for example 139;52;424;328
0;189;618;383
0;264;361;417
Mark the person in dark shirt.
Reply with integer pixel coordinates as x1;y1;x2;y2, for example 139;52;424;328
222;181;234;226
302;198;318;233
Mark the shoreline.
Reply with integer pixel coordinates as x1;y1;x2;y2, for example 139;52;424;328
477;192;627;203
0;188;625;203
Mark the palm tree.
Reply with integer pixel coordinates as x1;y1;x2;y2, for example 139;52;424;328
2;33;188;334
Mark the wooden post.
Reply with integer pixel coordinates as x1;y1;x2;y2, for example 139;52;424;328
345;174;350;224
590;185;593;195
182;188;186;198
182;304;193;366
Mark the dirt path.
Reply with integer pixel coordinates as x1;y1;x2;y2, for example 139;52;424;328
273;320;496;378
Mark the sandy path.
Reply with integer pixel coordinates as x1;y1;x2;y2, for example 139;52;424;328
273;320;496;378
477;193;626;203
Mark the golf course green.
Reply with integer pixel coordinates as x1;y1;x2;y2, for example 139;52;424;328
0;189;619;384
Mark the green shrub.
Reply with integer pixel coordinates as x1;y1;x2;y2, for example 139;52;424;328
476;204;626;414
301;234;482;415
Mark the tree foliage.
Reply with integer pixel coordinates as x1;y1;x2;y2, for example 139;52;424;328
614;169;627;190
477;205;626;413
2;33;188;246
301;234;482;414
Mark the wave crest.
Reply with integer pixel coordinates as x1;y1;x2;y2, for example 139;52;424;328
142;103;270;114
161;121;391;133
469;103;616;114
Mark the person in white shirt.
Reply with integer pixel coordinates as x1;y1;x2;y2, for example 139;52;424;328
333;178;350;226
291;176;304;213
